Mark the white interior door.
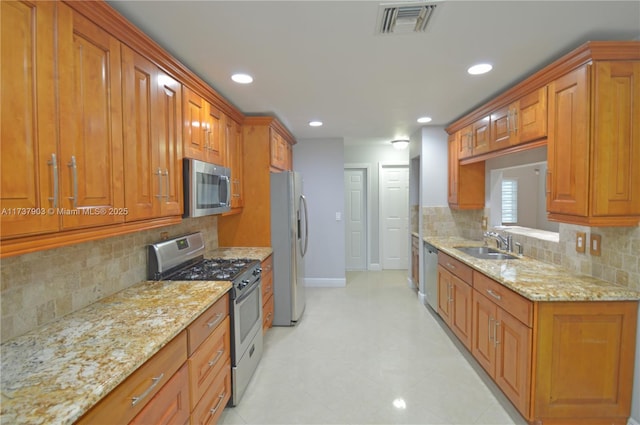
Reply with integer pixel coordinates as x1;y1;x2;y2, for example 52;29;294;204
345;168;367;271
380;164;409;270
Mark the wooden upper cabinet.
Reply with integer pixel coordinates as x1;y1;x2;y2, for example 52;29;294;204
225;117;244;210
547;65;590;217
447;134;459;205
457;125;473;159
548;60;640;226
122;46;182;221
57;4;125;229
471;117;491;156
270;129;291;171
1;1;59;239
182;86;226;166
448;133;485;210
490;87;548;151
590;61;640;219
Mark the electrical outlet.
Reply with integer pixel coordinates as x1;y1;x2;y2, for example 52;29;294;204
481;216;488;230
590;234;602;256
575;232;586;253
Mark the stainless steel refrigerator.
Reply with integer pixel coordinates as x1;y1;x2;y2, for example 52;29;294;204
270;171;308;326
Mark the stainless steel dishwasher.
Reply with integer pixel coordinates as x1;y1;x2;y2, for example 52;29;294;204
423;242;438;311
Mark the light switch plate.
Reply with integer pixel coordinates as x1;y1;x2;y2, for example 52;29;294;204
590;234;602;256
576;232;586;253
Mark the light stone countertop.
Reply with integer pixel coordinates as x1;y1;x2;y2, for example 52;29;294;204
0;279;232;425
424;236;640;302
210;246;273;262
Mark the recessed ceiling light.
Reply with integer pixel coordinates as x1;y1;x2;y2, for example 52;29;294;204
231;73;253;84
309;121;323;127
417;116;432;123
467;63;493;75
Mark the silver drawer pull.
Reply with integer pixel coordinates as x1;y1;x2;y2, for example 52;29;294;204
494;321;501;347
446;262;456;269
210;391;226;415
486;289;502;301
207;313;224;329
131;373;164;406
208;350;224;368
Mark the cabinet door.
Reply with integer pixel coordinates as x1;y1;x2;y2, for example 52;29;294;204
437;266;452;322
206;102;225;166
1;1;59;238
457;126;473;159
471;291;497;375
471;117;491;156
591;61;640;217
226;118;244;209
122;46;156;221
450;274;473;350
57;4;124;229
447;133;459;205
156;70;183;216
546;65;590;216
183;87;206;160
515;86;547;145
495;308;531;416
490;104;513;151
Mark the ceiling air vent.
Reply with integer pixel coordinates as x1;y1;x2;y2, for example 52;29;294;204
376;2;439;35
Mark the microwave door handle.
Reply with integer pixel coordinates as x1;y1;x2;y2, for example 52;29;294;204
220;175;231;206
299;194;309;257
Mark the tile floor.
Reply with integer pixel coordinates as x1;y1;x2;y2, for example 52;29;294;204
219;270;528;425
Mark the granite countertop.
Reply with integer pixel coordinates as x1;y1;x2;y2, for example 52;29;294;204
0;279;232;425
210;246;273;262
424;236;640;302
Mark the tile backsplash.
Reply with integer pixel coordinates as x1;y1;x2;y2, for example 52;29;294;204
421;206;639;292
1;216;218;342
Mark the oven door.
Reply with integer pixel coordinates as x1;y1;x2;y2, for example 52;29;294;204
233;278;263;361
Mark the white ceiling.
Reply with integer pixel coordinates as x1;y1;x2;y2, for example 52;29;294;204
107;0;640;146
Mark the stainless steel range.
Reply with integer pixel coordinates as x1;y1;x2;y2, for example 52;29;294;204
147;232;263;406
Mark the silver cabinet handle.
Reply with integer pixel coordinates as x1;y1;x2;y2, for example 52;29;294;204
155;168;163;199
209;391;226;415
208;350;224;368
207;313;224;329
486;289;502;301
488;317;494;343
446;262;456;270
131;373;164;406
506;111;511;135
494;321;501;347
48;153;58;207
68;156;78;208
512;110;518;134
163;169;170;199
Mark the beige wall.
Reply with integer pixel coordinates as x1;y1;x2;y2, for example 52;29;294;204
1;216;218;342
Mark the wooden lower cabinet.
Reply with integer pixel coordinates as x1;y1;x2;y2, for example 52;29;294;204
411;236;419;289
262;255;274;332
438;259;638;424
77;332;188;425
191;359;232;425
130;363;190;425
437;264;472;350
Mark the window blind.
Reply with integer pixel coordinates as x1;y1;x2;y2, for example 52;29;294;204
502;179;518;224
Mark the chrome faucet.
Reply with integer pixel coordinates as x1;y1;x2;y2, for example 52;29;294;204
484;231;513;252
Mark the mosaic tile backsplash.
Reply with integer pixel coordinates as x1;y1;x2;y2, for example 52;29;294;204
421;206;639;292
1;216;218;342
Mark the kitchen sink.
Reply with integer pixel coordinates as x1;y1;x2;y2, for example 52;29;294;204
454;246;519;260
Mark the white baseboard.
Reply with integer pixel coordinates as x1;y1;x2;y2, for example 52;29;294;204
368;263;382;271
407;277;414;288
418;291;427;306
305;278;346;287
628;417;640;425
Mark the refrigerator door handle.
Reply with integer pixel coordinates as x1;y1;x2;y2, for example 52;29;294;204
299;194;309;257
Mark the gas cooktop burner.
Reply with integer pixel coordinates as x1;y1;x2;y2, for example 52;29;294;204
169;257;258;282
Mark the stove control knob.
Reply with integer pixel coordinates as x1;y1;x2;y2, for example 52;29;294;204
253;268;262;276
238;280;248;289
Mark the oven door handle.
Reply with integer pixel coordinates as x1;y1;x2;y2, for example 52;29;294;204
235;279;261;304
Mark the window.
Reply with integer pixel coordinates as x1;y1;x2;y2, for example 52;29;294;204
502;179;518;224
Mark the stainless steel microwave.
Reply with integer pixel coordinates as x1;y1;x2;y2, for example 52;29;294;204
183;158;231;217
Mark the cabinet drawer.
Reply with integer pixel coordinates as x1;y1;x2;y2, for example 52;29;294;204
191;359;232;425
130;363;190;425
438;252;473;283
473;271;532;327
188;316;230;410
263;294;274;332
188;293;229;356
77;331;187;425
